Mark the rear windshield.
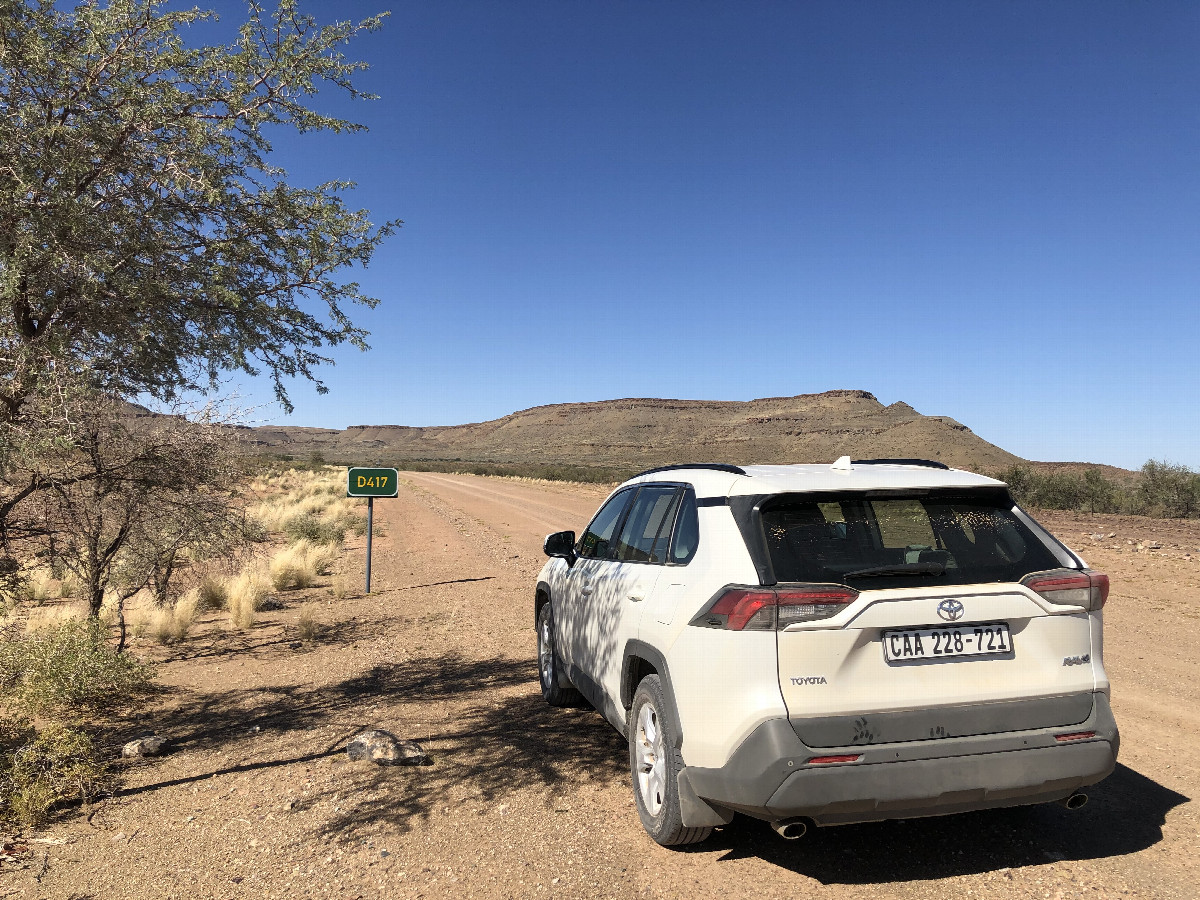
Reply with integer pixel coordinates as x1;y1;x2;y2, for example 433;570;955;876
759;490;1062;590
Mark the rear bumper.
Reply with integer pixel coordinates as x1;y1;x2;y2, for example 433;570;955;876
678;692;1118;827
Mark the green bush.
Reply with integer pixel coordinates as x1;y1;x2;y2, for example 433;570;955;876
283;513;346;546
1139;460;1200;518
0;619;154;719
0;720;106;827
993;461;1200;518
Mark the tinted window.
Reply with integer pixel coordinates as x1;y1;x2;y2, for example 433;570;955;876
670;489;700;565
760;491;1060;589
614;486;682;563
578;489;634;560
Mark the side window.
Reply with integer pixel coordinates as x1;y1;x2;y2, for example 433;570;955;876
669;488;700;565
615;486;682;563
577;489;634;560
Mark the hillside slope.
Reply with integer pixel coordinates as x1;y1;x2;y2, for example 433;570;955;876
241;390;1024;472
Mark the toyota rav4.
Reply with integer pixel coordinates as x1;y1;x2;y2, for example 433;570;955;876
534;459;1118;845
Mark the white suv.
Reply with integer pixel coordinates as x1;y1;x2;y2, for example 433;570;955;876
534;459;1118;846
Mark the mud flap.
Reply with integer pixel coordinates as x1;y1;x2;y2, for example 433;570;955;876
678;769;735;828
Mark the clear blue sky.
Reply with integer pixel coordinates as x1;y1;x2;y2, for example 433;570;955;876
207;1;1199;469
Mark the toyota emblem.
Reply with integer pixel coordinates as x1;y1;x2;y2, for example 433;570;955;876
936;599;965;622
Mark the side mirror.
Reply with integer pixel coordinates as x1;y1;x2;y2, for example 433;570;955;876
544;530;577;566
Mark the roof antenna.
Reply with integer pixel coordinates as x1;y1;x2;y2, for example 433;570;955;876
831;456;853;472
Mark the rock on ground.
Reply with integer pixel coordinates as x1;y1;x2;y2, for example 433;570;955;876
346;729;430;766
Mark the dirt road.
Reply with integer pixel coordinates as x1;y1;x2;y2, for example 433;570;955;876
11;473;1199;899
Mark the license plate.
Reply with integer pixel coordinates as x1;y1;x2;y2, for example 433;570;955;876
883;622;1013;662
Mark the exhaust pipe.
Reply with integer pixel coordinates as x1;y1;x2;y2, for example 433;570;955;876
1059;792;1088;810
770;817;810;840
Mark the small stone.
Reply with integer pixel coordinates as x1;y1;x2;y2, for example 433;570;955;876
1147;540;1161;550
122;734;167;758
110;832;127;843
289;641;303;650
346;729;430;767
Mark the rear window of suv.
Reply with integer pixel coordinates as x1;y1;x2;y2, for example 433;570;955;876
759;490;1062;590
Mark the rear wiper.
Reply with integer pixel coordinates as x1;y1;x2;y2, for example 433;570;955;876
844;562;946;578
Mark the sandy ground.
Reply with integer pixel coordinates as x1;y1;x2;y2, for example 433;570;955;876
4;473;1199;899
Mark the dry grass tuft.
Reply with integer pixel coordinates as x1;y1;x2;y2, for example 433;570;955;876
20;567;57;605
269;540;337;591
296;602;320;641
227;565;271;630
141;590;200;644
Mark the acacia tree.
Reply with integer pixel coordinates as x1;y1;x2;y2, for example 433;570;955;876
12;383;245;647
0;0;397;421
0;0;396;590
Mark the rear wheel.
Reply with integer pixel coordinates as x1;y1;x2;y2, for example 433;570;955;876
536;602;581;706
629;675;712;846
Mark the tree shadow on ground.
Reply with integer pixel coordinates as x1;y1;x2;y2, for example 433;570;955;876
150;613;388;663
110;653;626;838
696;763;1187;883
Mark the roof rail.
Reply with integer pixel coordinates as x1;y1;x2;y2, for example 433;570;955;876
850;458;950;470
635;463;747;478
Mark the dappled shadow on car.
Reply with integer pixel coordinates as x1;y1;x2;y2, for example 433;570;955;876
698;763;1186;883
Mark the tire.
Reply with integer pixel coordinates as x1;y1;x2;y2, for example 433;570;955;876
536;602;581;707
629;674;713;846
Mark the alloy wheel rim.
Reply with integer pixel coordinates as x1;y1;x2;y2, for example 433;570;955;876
635;702;666;817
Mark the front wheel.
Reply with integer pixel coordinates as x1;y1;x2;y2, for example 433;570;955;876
629;675;712;846
536;602;581;707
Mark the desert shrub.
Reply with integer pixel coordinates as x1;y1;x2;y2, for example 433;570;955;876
1140;460;1200;518
227;566;271;630
283;513;345;546
197;575;228;611
0;619;153;719
0;721;107;827
995;465;1131;515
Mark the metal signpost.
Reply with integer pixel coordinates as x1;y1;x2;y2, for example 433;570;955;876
346;467;399;593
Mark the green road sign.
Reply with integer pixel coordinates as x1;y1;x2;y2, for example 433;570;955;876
347;467;398;498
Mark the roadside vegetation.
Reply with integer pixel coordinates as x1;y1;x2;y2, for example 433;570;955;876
0;465;363;827
0;0;391;833
995;460;1200;518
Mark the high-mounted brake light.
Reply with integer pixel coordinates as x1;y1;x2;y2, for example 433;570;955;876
693;584;859;630
1022;570;1109;611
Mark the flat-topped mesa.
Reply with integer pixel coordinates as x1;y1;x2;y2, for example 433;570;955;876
241;390;1022;473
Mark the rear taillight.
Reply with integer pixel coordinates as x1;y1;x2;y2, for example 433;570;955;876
1022;570;1109;611
691;584;859;630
